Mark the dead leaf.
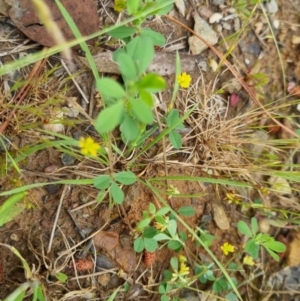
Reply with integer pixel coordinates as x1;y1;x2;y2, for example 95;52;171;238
93;231;119;252
8;0;99;47
211;202;230;230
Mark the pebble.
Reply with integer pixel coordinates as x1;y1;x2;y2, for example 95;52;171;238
188;15;219;55
98;274;111;287
265;0;278;14
10;233;20;242
247;43;261;56
209;12;223;24
0;136;12;153
292;36;300;45
198;6;214;20
222;22;231;31
61;153;76;166
233;17;241;31
44;184;61;195
44;165;59;173
96;254;115;270
212;0;225;5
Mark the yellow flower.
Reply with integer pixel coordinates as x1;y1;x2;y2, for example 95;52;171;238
179;255;187;263
79;137;101;156
243;255;255;266
179;262;190;276
226;191;241;204
113;0;126;12
221;242;235;256
154;216;169;232
177;72;192;88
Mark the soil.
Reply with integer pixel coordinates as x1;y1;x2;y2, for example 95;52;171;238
1;0;300;300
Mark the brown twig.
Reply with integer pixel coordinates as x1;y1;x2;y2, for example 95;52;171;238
164;15;300;139
0;53;48;134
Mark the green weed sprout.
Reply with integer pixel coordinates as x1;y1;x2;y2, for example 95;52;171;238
238;217;286;261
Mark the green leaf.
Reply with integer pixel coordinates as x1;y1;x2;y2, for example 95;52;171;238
116;53;138;80
170;257;178;270
245;239;259;259
139;90;154;107
96;190;106;203
167;219;177;237
96;78;126;98
264;247;279;261
137;73;166;93
0;192;26;227
237;220;252;237
109;26;136;38
136;217;151;230
143;227;157;238
127;0;140;14
110;182;124;204
140;28;166;46
177;206;195;217
156;207;170;216
251;217;258;236
212;278;228;293
153;233;170;241
106;287;121;301
129;98;154;124
144;238;158;252
149;203;156;215
134;237;145;252
93;175;111;190
35;285;46;301
125;36;140;58
135;37;154;74
166;109;184;129
114;171;136;185
55;272;68;283
120;114;140;141
263;240;286;253
226;292;238;301
169;130;182;149
153;0;173;15
95;101;124;133
167;240;182;251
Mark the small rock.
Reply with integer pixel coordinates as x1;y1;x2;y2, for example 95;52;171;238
10;233;19;242
61;153;76;166
222;22;231;31
247;43;261;56
106;275;123;290
212;0;225;5
44;184;61;195
265;0;278;14
188;15;219;55
211;202;230;230
0;136;12;153
98;273;111;287
233;17;241;32
292;36;300;45
40;218;52;229
273;19;280;29
96;254;115;270
198;6;213;20
44;165;59;173
209;12;223;24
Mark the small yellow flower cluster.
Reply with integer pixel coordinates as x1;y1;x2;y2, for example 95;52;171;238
177;72;192;88
221;242;235;256
226;191;241;205
243;255;255;266
79;137;101;157
171;255;190;283
113;0;126;12
154;216;169;232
